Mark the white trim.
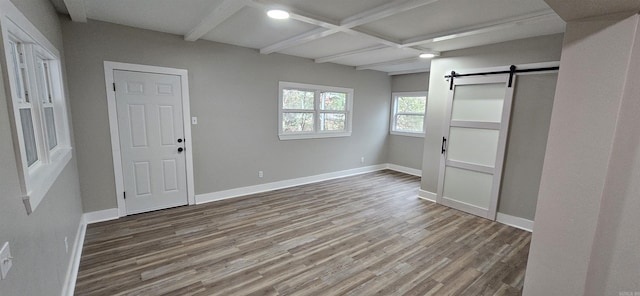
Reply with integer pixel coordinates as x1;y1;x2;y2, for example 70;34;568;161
441;197;489;218
418;189;437;202
496;213;534;232
60;218;86;296
197;164;387;204
387;163;421;176
103;61;195;217
84;208;119;224
390;131;425;138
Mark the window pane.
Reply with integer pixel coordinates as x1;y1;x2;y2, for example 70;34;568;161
283;89;314;110
20;108;38;166
397;96;426;113
283;112;314;132
395;115;424;132
20;66;30;103
43;62;53;103
320;92;346;111
9;41;24;101
320;113;346;131
44;107;57;150
36;59;48;104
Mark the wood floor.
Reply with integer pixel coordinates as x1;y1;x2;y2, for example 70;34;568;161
75;170;531;296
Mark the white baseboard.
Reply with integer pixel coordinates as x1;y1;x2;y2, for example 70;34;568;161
197;164;388;204
496;213;534;232
84;208;119;224
60;216;87;296
386;164;422;177
418;189;437;202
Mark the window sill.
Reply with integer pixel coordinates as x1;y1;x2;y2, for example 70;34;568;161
23;147;72;214
390;131;425;138
279;132;352;140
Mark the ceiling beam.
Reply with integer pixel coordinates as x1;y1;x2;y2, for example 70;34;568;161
388;68;430;76
340;0;439;28
356;57;430;71
315;45;388;63
185;0;250;42
63;0;87;22
259;0;441;54
345;28;401;48
260;27;338;54
400;9;558;47
248;0;339;30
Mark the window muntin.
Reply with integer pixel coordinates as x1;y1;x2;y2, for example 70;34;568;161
391;92;427;137
279;82;353;140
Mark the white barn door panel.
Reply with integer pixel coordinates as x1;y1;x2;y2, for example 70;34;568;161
437;75;515;220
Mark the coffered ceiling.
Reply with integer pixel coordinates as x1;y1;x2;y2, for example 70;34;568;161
51;0;566;75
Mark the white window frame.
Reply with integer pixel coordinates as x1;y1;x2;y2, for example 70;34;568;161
278;81;354;140
1;3;72;214
390;91;428;138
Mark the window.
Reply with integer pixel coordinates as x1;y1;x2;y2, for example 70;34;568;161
279;81;353;140
390;92;428;137
2;10;72;214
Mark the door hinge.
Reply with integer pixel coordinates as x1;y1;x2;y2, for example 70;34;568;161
441;137;447;154
113;83;116;92
123;191;126;199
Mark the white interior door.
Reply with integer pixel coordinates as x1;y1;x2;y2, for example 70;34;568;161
437;75;515;219
115;70;188;215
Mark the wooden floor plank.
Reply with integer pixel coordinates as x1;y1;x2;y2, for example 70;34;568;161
75;170;530;295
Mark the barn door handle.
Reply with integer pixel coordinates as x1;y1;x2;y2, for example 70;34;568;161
441;137;447;154
178;147;184;153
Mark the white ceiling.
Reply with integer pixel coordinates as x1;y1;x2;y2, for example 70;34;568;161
52;0;566;75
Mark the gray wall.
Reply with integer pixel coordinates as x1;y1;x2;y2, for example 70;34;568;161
0;0;84;295
388;72;429;171
60;19;392;212
498;73;557;220
524;13;640;295
422;34;564;220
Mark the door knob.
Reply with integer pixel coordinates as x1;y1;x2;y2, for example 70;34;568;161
177;138;183;143
178;147;184;153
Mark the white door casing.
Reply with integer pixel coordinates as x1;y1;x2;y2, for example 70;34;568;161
105;62;195;217
437;74;515;220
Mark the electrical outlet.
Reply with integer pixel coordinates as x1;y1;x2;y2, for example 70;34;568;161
64;237;69;254
191;117;198;125
360;157;365;164
0;242;13;280
258;171;264;178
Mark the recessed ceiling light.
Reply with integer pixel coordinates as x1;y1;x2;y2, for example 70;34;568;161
267;9;290;19
419;53;436;59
